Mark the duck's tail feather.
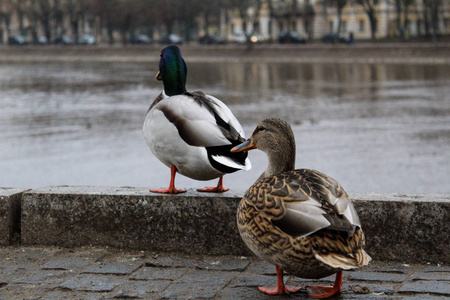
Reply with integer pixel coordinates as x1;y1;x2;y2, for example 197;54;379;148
212;155;252;171
206;144;251;174
314;248;371;270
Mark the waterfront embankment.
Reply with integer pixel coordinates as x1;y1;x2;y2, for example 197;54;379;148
0;43;449;64
1;187;449;264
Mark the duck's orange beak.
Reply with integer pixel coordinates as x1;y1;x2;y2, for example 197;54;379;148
231;139;256;152
155;71;162;81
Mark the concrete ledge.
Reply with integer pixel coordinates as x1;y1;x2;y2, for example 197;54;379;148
0;188;27;245
19;186;450;264
21;186;248;256
352;193;450;264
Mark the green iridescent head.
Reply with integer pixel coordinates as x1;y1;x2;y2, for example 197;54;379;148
156;45;187;96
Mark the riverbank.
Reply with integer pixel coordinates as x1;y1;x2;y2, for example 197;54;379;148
1;43;449;64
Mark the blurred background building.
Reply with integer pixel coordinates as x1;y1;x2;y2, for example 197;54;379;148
0;0;448;45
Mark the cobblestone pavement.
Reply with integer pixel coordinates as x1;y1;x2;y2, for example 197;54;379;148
0;246;448;299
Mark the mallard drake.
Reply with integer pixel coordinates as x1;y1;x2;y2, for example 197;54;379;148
143;45;251;193
231;118;371;298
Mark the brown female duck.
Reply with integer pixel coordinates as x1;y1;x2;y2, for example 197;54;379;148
231;118;371;298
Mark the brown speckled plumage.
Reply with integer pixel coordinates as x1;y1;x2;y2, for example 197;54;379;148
232;118;371;292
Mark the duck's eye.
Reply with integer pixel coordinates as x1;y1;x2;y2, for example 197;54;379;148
258;126;266;132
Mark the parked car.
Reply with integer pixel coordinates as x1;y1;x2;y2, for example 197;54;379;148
37;36;48;45
77;34;97;45
198;34;225;45
231;33;247;44
54;35;73;45
130;34;151;44
158;34;182;45
321;33;349;44
8;35;27;45
278;31;306;44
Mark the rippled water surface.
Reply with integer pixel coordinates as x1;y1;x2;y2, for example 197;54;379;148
1;60;449;193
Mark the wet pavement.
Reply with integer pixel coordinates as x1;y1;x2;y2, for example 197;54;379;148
0;246;449;299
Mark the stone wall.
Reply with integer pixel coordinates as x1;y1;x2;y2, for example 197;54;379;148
1;187;449;264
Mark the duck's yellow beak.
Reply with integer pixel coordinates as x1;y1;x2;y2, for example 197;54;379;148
156;71;162;81
231;139;256;152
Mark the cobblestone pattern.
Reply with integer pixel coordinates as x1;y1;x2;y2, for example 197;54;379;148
1;246;449;299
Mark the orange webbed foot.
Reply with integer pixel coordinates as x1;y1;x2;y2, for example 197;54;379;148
258;285;301;295
197;186;229;193
307;286;340;298
150;187;186;194
151;165;186;194
257;265;302;295
197;176;228;193
307;270;343;299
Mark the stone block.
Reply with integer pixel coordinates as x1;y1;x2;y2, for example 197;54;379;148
19;187;450;263
42;257;96;271
196;258;250;271
161;281;228;299
229;273;275;288
398;280;450;295
145;256;200;268
108;281;171;298
0;188;26;245
176;269;236;284
130;267;189;281
82;261;142;275
13;269;70;286
348;271;408;283
412;271;450;281
59;274;122;292
218;287;276;299
21;186;250;256
42;292;104;300
352;193;450;264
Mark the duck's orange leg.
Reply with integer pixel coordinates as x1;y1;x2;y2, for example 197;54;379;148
197;176;229;193
258;265;302;295
307;270;343;299
150;165;186;194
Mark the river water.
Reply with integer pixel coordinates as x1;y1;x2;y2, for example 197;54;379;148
0;59;449;194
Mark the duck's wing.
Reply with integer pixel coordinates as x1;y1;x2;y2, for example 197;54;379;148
147;91;167;114
246;169;361;238
189;91;246;142
154;92;246;147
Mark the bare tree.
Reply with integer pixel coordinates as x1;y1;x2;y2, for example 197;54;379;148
423;0;442;42
177;0;207;42
226;0;263;45
303;0;315;40
335;0;348;35
269;0;296;32
388;0;414;40
356;0;378;40
38;0;52;42
197;0;222;36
